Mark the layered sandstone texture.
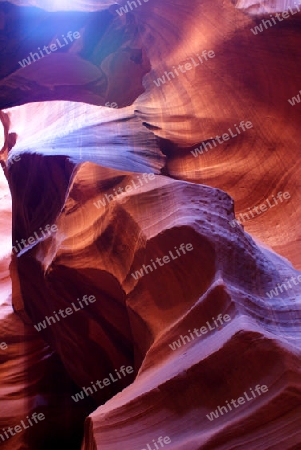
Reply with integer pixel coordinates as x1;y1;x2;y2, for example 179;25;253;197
0;0;301;449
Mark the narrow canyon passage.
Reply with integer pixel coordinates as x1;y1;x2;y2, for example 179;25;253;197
0;1;301;449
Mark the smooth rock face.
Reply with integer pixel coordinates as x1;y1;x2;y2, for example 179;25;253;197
0;0;301;449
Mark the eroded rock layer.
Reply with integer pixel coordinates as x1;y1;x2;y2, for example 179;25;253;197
6;150;301;449
0;0;301;449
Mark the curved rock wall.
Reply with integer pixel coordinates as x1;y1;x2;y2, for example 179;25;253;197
0;0;301;449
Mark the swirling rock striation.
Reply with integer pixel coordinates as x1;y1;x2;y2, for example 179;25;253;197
0;0;301;449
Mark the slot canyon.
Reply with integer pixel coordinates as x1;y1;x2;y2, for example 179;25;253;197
0;0;301;449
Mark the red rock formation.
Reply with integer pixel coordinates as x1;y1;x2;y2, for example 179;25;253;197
0;0;301;449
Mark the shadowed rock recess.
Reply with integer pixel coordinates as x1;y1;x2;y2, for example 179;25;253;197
0;0;301;449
